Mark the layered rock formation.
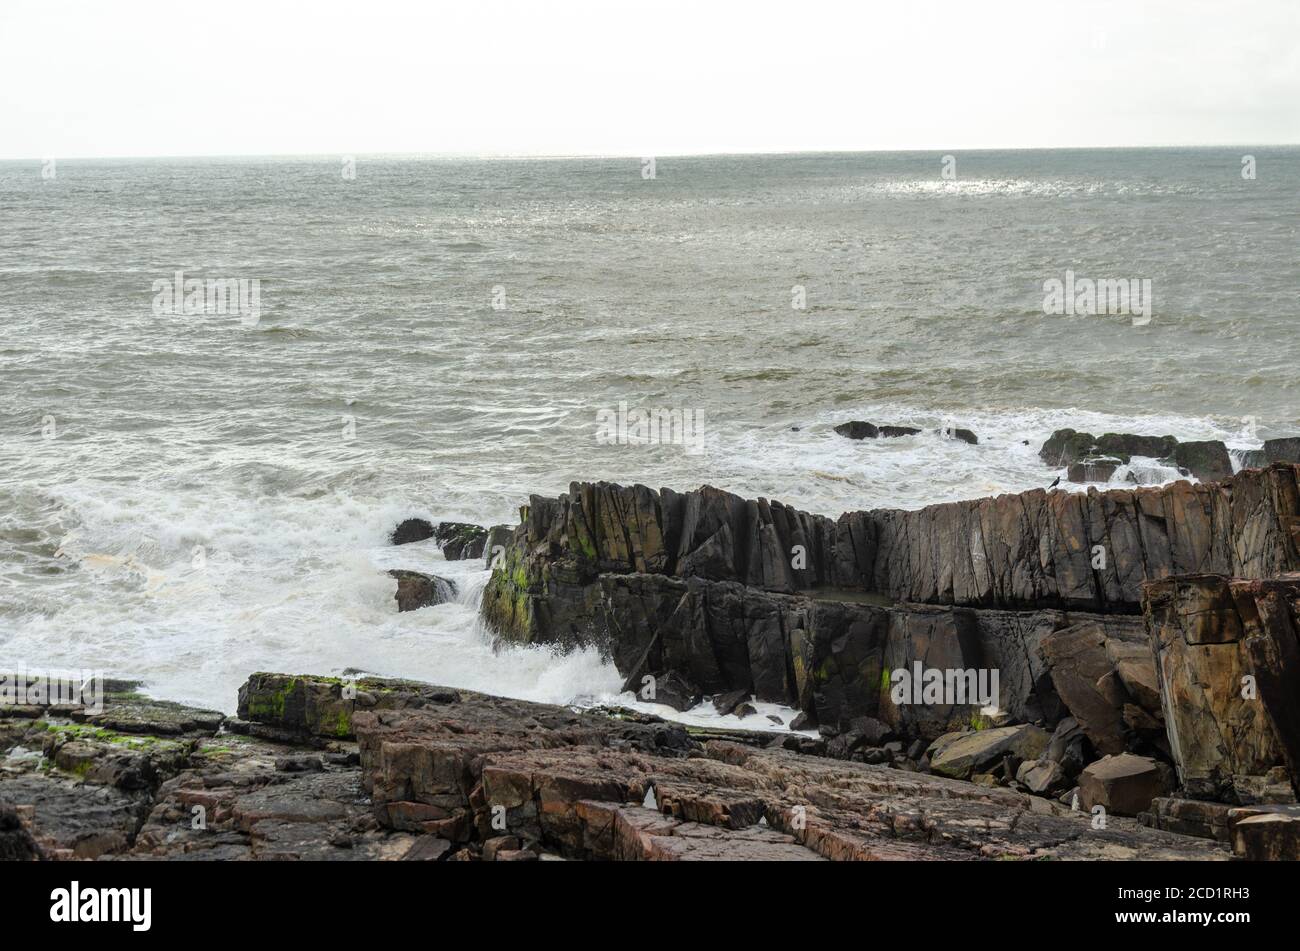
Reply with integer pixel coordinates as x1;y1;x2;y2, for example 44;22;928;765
477;469;1300;835
7;671;1297;860
482;467;1300;647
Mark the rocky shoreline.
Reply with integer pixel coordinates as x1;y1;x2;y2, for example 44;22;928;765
4;461;1300;861
0;672;1256;861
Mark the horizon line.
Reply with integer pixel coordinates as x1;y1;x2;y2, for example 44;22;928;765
4;142;1300;163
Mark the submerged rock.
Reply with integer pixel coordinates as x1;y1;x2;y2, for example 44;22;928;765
388;569;456;612
833;421;932;440
833;421;878;440
391;518;435;546
1040;429;1178;467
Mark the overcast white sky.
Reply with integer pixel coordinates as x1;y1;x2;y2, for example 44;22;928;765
2;0;1297;159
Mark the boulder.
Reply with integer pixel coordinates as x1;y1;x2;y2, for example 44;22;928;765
1231;810;1300;861
1045;717;1092;778
647;670;702;712
1170;440;1233;483
944;427;979;445
926;725;1049;780
834;421;878;440
1040;620;1157;757
1016;759;1070;796
712;689;751;716
878;425;921;438
391;518;434;546
1078;754;1175;816
434;522;489;561
388;570;456;612
1040;428;1098;466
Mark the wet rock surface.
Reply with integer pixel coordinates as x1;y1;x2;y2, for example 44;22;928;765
388;569;457;612
390;518;435;546
434;522;489;561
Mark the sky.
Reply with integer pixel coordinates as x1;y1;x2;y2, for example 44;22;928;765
2;0;1297;160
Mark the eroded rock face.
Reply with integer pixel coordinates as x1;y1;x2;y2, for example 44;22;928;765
481;468;1300;649
1040;619;1164;758
592;571;1150;743
1143;575;1292;802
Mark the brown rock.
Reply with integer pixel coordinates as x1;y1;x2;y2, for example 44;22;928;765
1078;754;1174;817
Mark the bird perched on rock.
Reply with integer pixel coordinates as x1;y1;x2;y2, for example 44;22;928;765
1048;476;1061;489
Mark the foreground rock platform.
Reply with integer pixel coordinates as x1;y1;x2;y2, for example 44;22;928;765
0;674;1245;861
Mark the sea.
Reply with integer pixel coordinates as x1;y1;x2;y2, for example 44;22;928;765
2;148;1297;723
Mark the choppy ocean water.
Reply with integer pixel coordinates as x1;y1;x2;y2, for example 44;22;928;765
1;149;1297;718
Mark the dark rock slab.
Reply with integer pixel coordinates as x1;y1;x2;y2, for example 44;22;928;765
833;421;878;440
391;518;434;545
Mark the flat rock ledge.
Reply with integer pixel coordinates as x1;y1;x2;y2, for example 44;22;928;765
0;673;1239;862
